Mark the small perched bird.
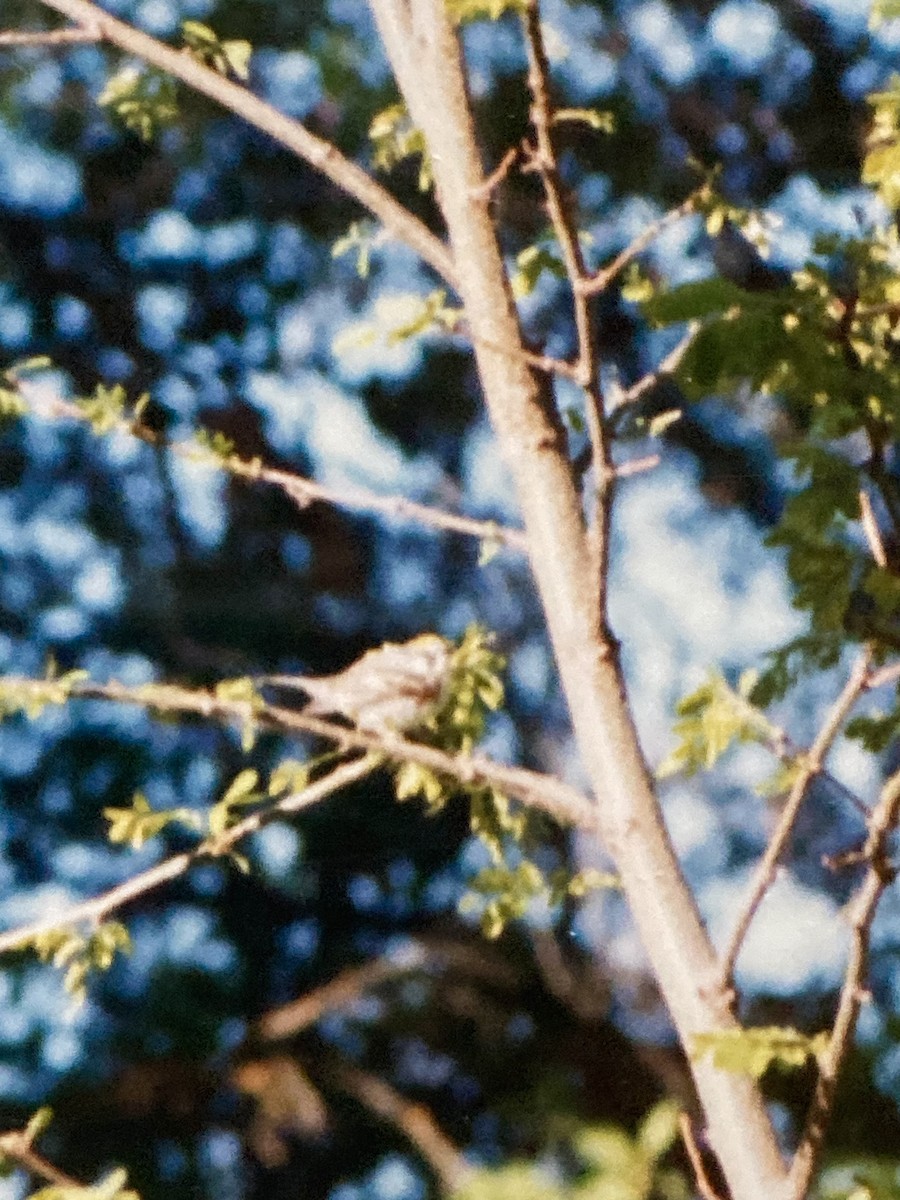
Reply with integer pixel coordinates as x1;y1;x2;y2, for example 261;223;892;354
261;634;453;734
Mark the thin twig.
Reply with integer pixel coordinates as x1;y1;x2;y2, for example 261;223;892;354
520;1;611;589
256;958;408;1040
582;187;708;296
718;650;874;993
678;1112;725;1200
866;660;900;691
788;765;900;1198
0;25;98;45
0;1130;83;1190
610;322;702;413
865;425;900;547
859;489;888;569
79;677;597;827
24;389;529;553
331;1061;470;1192
614;453;659;478
469;145;519;200
33;0;458;289
0;673;597;833
0;755;376;956
257;935;521;1042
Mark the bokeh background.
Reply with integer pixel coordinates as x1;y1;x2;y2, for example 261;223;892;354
2;0;900;1196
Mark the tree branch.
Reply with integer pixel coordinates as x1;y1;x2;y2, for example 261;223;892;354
0;755;377;956
33;0;458;289
582;186;708;296
0;25;98;44
330;1061;470;1192
718;650;874;994
520;0;610;575
609;322;702;414
0;673;597;832
788;765;900;1198
364;4;788;1195
0;1128;84;1191
22;387;529;554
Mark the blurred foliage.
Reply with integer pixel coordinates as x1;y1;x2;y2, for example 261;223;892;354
691;1026;829;1080
454;1102;688;1200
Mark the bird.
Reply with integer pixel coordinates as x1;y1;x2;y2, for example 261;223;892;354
260;634;453;734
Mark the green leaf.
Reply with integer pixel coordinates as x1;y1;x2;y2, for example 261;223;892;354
647;408;682;436
104;792;201;849
369;103;431;190
24;1107;53;1144
657;672;776;778
193;428;237;461
637;1100;680;1161
332;221;383;279
445;0;529;24
98;67;178;141
564;868;620;897
333;291;463;359
871;0;900;25
690;1026;828;1078
394;761;448;809
511;244;567;298
478;535;502;566
553;107;615;133
17;923;132;1005
642;277;759;323
846;706;900;753
453;1163;565;1200
268;759;311;797
208;769;262;838
0;387;27;420
182;21;252;79
464;860;545;938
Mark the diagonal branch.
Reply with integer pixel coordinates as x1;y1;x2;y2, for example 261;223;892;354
22;387;529;553
718;650;874;995
364;4;789;1194
32;0;458;289
330;1061;470;1192
0;755;377;956
788;765;900;1198
1;673;597;831
0;1128;84;1191
582;186;708;296
609;322;702;414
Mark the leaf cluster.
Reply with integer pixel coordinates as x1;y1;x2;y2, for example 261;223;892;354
13;923;132;1005
181;22;252;80
445;0;529;25
369;103;431;190
634;222;900;703
690;1026;828;1079
453;1102;688;1200
27;1169;139;1200
461;859;617;940
657;670;776;778
98;68;179;142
